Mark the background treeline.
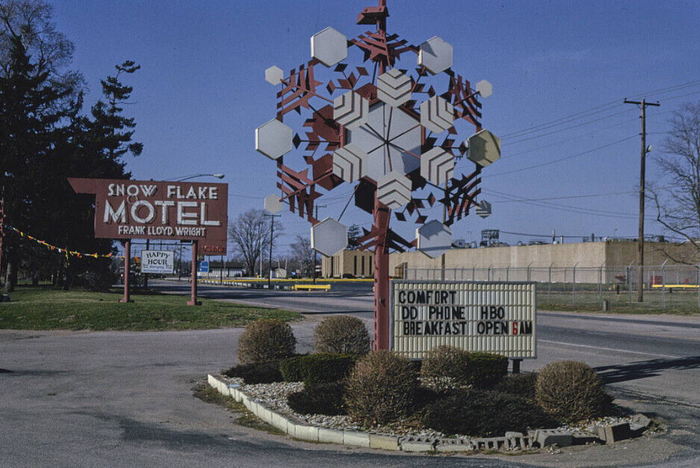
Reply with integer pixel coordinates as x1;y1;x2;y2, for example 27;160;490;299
0;0;142;291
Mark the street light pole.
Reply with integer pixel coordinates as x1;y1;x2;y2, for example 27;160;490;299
313;204;326;282
171;173;225;182
263;213;281;289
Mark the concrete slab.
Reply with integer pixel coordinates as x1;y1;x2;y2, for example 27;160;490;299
369;434;400;451
317;428;344;445
343;431;370;448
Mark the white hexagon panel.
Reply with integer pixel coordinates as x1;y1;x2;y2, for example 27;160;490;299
420;147;454;186
377;171;412;210
333;144;367;182
333;91;368;129
417;220;452;259
263;194;283;214
264;66;283;85
377;69;412;107
311;218;348;257
476;200;492;218
467;130;501;167
310;27;348;67
476;79;493;98
418;36;453;74
255;119;293;160
420;95;455;134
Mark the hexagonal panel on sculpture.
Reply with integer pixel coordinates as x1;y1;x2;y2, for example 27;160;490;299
311;218;348;257
476;80;493;98
467;129;501;167
311;27;348;67
255;119;294;160
265;66;284;85
347;103;421;181
417;220;452;258
418;36;453;74
264;194;283;214
377;171;412;210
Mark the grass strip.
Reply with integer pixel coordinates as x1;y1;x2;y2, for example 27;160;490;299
0;286;300;331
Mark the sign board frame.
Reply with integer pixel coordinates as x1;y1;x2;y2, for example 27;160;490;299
390;280;537;360
68;178;228;255
141;250;175;274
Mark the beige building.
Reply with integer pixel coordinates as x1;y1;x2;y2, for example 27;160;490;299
322;240;700;283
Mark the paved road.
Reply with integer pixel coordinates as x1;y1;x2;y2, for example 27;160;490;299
2;281;699;467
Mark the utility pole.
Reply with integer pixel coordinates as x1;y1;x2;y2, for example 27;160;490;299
624;98;660;302
313;205;326;282
263;213;281;289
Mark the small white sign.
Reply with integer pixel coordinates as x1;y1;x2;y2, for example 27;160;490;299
141;250;175;274
391;280;536;359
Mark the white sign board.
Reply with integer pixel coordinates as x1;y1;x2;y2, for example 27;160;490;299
391;281;536;359
141;250;175;274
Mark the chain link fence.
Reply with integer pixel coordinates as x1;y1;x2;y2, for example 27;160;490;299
403;265;700;312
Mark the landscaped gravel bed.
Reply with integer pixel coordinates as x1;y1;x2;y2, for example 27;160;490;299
220;375;642;441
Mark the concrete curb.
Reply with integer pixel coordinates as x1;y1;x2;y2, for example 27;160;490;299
206;374;646;452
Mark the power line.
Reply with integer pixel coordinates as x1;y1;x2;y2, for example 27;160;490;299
488;135;636;177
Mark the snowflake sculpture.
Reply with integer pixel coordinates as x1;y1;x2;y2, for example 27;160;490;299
254;0;501;349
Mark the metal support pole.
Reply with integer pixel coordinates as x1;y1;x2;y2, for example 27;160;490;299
373;196;391;351
220;254;224;285
511;359;522;374
120;240;132;303
188;241;200;305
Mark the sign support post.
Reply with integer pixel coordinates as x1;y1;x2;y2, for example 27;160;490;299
119;240;132;303
188;240;200;306
373;197;391;350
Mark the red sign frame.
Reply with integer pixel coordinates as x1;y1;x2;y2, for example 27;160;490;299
69;178;228;254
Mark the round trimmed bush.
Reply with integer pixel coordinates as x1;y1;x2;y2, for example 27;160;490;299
420;346;508;390
238;319;296;364
420;345;471;391
314;315;370;355
535;361;611;423
287;382;347;416
422;389;556;437
344;350;418;426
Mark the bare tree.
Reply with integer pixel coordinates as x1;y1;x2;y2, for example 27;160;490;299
652;101;700;260
289;234;314;278
228;209;283;276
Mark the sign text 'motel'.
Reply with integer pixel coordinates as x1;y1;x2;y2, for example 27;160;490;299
68;178;228;254
391;281;536;359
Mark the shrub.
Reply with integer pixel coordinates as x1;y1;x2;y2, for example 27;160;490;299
422;390;556;437
287;382;347;416
468;352;509;389
420;346;508;390
344;350;418;426
421;346;472;391
280;353;356;385
494;373;538;400
279;355;306;382
222;361;282;384
314;315;370;355
535;361;612;423
238;319;296;364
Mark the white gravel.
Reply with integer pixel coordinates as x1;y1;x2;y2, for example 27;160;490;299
222;376;644;440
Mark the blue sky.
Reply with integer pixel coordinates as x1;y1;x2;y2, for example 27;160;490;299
48;0;700;254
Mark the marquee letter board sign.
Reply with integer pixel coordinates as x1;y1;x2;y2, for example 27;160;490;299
391;281;536;359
